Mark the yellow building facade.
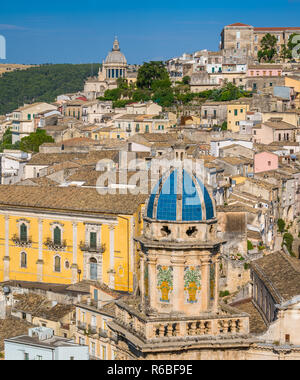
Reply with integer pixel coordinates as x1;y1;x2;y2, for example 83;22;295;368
227;103;250;132
0;186;145;293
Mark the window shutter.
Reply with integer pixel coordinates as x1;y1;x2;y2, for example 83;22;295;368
90;232;97;249
20;223;27;241
54;227;61;245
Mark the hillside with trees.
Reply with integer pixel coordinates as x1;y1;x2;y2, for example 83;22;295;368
0;63;100;115
98;61;251;108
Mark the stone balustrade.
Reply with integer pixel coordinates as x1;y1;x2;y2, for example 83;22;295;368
114;304;249;342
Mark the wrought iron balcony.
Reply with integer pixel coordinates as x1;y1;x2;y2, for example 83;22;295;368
11;234;32;248
79;242;106;253
44;238;67;251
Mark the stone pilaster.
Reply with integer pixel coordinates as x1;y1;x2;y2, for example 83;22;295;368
109;225;115;289
201;255;211;312
140;254;145;310
148;255;157;310
213;257;220;313
3;215;9;281
172;256;185;313
36;218;43;282
72;222;78;284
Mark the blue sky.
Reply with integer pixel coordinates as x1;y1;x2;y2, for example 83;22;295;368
0;0;300;64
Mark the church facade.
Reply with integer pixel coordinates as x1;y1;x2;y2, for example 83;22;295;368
84;38;128;100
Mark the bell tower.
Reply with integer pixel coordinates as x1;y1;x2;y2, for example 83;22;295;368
108;166;250;360
139;166;223;316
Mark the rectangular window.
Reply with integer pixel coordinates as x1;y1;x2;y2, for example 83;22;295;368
54;227;61;245
90;232;97;249
20;223;27;242
234;109;238;116
24;352;29;360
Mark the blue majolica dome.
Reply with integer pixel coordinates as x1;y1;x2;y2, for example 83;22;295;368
146;169;215;222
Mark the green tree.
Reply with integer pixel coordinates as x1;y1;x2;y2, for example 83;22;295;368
19;129;54;153
137;61;170;90
116;77;129;90
102;88;122;101
0;64;100;115
258;33;278;62
282;233;295;257
182;76;191;85
221;121;228;131
277;218;286;233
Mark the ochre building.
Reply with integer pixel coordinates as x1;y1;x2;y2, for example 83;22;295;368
0;185;146;292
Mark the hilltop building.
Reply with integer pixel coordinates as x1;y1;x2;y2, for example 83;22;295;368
221;23;300;61
84;38;128;100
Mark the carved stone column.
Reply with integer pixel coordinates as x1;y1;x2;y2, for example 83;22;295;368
36;218;44;282
3;215;9;281
109;225;115;289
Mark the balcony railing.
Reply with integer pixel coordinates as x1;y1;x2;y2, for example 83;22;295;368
44;238;67;251
12;234;32;248
88;324;97;335
77;321;87;331
79;242;106;253
99;328;108;339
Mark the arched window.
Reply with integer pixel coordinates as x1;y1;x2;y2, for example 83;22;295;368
54;256;61;272
54;227;61;246
20;223;27;242
21;252;27;268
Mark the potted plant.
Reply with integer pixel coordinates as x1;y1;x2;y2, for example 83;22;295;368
184;267;201;303
157;266;173;303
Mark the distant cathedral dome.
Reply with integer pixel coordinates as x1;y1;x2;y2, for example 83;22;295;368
146;169;215;222
105;37;127;65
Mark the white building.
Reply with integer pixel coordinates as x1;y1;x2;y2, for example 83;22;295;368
5;327;89;360
210;139;253;157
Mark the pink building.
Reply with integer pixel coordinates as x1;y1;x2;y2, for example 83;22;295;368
252;119;297;145
247;65;282;77
254;151;279;174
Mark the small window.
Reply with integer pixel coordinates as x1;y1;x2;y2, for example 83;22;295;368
20;223;27;242
285;334;290;343
54;256;61;272
21;252;27;268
